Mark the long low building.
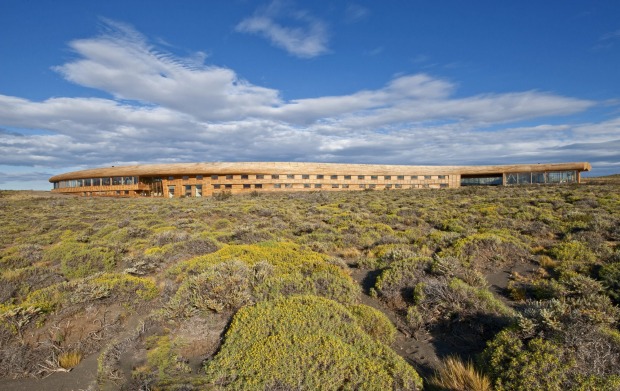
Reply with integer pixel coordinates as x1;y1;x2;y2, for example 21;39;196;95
48;161;591;197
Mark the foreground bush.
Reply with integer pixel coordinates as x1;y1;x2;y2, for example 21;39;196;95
168;242;360;317
204;295;423;390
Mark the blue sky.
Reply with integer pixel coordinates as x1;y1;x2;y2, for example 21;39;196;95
1;0;619;190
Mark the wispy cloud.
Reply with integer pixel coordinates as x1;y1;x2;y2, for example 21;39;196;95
344;4;369;24
1;20;617;179
236;2;329;58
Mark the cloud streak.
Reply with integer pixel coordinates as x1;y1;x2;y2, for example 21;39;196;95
236;3;329;58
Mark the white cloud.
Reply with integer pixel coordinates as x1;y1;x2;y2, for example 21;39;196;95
236;3;329;58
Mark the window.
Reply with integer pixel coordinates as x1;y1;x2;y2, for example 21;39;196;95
243;184;251;189
167;186;175;198
211;175;218;180
92;178;101;186
213;184;221;189
195;185;202;197
304;183;311;188
285;183;293;188
440;184;449;188
226;175;233;180
395;184;402;188
344;175;351;180
359;184;366;188
272;174;279;179
196;175;203;180
124;190;129;195
331;175;338;179
385;184;392;189
424;175;431;180
102;177;111;186
287;174;295;179
113;177;123;185
84;178;92;186
384;175;391;180
274;183;281;188
241;174;249;179
369;184;376;189
438;175;446;179
371;175;378;180
182;176;189;180
332;184;339;188
411;175;418;180
168;176;174;181
256;174;264;179
225;184;232;189
314;184;322;188
397;175;404;180
185;185;192;196
302;174;310;179
342;184;349;189
255;184;263;189
316;175;324;179
358;175;365;180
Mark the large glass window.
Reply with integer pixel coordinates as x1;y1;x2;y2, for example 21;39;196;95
195;185;202;197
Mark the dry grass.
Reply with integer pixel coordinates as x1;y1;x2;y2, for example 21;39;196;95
430;356;491;391
58;351;82;369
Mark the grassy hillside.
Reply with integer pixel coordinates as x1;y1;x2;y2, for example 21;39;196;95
0;184;619;390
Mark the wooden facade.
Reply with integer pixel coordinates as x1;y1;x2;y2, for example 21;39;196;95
49;162;591;197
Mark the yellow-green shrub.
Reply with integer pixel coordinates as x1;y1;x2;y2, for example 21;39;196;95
204;295;422;390
348;304;397;345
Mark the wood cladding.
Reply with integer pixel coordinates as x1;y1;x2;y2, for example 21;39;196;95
49;161;591;197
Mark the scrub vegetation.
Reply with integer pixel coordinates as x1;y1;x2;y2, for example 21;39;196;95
0;180;618;390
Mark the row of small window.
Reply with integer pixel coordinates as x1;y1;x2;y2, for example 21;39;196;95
207;183;449;189
171;174;448;181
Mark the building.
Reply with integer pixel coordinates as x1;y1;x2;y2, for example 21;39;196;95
49;161;591;197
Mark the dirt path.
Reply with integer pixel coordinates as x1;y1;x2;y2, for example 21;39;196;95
349;268;441;379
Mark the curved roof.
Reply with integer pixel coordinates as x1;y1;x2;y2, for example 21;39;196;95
49;161;591;182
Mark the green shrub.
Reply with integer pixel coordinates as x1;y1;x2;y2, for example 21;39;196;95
548;241;597;271
203;295;422;390
168;243;360;318
598;261;620;303
348;304;397;345
44;239;116;279
481;330;572;391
